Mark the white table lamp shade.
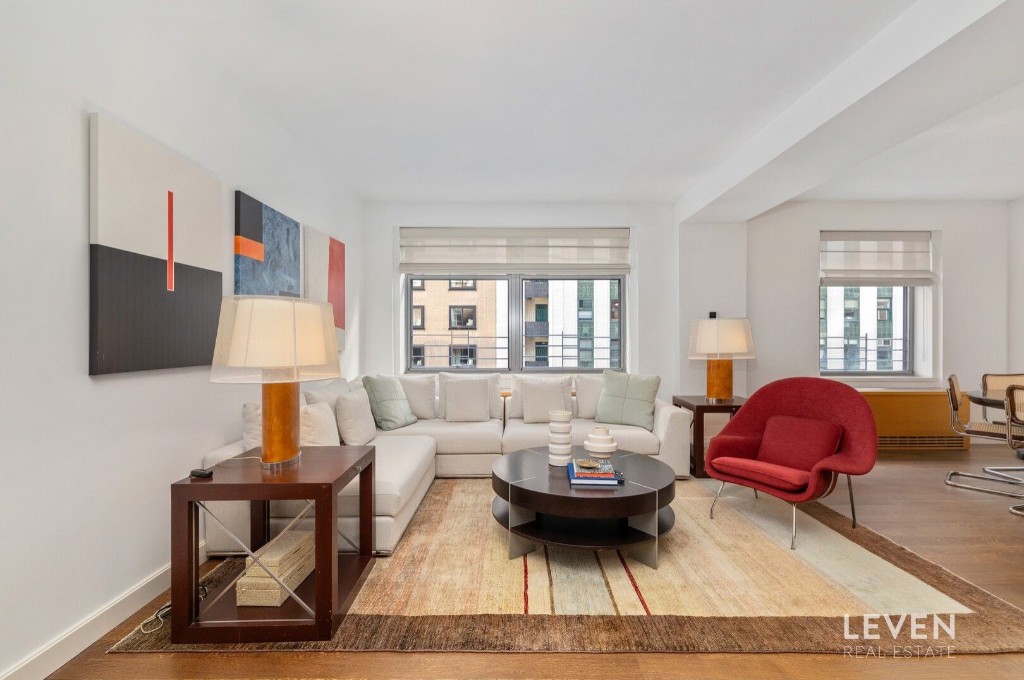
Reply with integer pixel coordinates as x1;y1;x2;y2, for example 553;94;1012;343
210;296;340;383
688;318;756;360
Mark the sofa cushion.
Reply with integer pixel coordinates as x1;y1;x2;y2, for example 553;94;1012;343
303;378;350;411
596;370;661;431
521;377;573;423
335;388;377;446
241;401;340;451
501;418;660;455
376;418;504;454
444;378;491;422
364;375;417;431
710;456;811;492
574;374;603;419
758;415;843;471
399;374;436;419
273;435;436;518
439;373;502;420
508;375;572;419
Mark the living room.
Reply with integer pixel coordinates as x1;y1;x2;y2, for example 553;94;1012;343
4;1;1024;679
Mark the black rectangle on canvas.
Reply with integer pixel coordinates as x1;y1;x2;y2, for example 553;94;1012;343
89;244;222;375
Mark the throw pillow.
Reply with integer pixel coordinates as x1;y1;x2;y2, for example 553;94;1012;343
334;388;377;446
438;372;501;420
521;378;574;423
303;378;350;410
595;370;661;431
363;375;417;431
444;378;491;422
508;375;572;419
574;374;603;420
399;374;437;419
758;415;843;471
241;401;341;452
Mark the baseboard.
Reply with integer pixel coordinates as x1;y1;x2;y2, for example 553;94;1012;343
1;541;207;680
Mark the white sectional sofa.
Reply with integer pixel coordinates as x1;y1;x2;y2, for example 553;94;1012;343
203;373;690;557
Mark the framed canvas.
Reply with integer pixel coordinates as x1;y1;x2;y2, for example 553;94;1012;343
89;113;223;375
234;191;300;297
303;225;346;348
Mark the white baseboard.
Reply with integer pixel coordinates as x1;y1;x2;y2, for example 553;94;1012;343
1;542;207;680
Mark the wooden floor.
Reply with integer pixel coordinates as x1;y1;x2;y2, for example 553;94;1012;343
50;446;1024;679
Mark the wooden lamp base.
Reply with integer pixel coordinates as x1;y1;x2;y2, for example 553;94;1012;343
261;382;301;469
706;359;734;403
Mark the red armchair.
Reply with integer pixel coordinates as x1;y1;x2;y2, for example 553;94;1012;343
705;377;877;548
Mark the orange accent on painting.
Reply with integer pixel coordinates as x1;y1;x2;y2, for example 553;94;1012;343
234;235;265;261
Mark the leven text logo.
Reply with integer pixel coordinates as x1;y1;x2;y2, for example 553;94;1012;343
842;614;956;658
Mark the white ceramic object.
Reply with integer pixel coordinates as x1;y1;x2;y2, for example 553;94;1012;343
549;433;572;445
549;442;572;456
584;433;618;459
549;422;571;434
549;410;572;422
592;426;611;437
548;451;572;467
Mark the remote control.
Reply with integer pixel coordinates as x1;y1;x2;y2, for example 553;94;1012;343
190;468;213;479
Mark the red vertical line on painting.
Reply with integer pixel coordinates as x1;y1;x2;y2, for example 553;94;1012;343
617;550;651;615
522;554;529;615
166;190;175;291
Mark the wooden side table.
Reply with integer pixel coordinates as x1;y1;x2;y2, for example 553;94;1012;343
171;445;375;643
672;396;746;478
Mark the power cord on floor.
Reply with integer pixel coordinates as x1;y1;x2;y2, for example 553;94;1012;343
139;585;207;634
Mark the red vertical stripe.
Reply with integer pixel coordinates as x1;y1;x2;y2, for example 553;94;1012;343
522;555;529;615
167;190;175;291
617;550;651;615
327;238;345;329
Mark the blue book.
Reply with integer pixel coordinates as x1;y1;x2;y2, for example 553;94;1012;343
568;462;624;486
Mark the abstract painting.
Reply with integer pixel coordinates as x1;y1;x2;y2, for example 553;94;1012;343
303;225;346;348
89;113;223;375
234;191;300;297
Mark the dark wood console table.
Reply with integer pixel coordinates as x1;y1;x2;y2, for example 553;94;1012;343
671;396;745;478
170;446;375;643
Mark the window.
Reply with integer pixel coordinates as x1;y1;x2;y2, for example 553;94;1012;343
449;345;477;367
411;345;425;367
819;231;934;376
411;305;425;330
400;227;630;373
449;305;477;329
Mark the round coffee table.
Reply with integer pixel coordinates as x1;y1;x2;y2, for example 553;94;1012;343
491;447;675;568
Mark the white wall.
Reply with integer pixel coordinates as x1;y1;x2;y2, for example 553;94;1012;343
1010;198;1024;370
362;202;680;398
746;201;1009;391
0;4;363;676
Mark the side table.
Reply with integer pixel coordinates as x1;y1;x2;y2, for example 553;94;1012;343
672;396;746;478
170;445;375;643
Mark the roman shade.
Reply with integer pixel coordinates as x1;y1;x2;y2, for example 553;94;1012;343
819;231;934;287
399;227;631;275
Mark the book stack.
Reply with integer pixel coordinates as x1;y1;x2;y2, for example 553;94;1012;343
236;530;315;607
567;458;624;486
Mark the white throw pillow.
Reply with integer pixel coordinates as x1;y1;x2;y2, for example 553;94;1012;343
509;375;572;420
399;374;436;419
521;379;574;424
303;379;350;411
241;401;341;452
444;378;491;422
334;388;377;446
438;373;501;420
574;374;603;420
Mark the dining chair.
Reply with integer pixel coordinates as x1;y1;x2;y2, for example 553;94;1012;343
981;373;1024;424
945;382;1024;517
946;375;1008;440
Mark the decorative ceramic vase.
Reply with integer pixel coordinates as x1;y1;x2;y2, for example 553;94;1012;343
548;410;573;466
583;425;617;459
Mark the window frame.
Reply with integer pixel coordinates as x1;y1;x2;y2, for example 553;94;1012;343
405;274;626;374
448;279;477;290
411;304;425;330
819;285;915;377
448;305;477;330
449;344;478;368
410;278;425;290
411;344;425;367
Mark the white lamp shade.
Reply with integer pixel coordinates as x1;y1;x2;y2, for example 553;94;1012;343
688;318;756;360
210;296;341;383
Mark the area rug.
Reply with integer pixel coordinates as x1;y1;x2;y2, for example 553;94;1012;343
112;478;1024;655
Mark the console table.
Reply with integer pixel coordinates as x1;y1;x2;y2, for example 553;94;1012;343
671;396;745;478
170;445;375;643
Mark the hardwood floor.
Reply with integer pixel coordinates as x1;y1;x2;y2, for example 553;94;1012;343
50;446;1024;679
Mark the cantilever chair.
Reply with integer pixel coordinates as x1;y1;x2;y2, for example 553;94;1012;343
705;377;877;549
944;377;1024;517
981;373;1024;425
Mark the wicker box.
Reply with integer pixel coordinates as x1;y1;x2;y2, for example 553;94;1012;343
236;531;315;607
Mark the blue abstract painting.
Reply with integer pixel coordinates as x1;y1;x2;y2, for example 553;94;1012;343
234;191;300;297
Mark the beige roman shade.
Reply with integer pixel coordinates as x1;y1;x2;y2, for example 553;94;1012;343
819;230;934;287
399;227;631;275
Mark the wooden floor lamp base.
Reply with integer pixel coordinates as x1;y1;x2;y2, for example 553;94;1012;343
706;359;734;403
261;382;300;468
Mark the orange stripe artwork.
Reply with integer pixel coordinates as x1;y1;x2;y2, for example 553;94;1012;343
234;235;265;262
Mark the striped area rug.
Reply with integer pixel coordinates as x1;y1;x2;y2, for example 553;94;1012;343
112;478;1024;654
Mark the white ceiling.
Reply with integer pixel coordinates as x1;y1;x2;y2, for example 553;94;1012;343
83;0;1024;214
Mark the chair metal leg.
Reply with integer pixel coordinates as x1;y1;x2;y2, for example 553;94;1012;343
847;474;857;529
1012;504;1024;517
753;489;759;500
790;503;797;550
945;468;1024;517
710;481;726;519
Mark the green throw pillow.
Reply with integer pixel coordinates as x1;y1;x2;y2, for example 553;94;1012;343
363;375;417;431
595;370;661;431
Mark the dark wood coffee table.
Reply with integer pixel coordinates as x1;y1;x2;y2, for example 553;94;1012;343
491;447;675;568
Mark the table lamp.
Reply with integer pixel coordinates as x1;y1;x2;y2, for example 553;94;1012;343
210;296;340;469
688;312;755;403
